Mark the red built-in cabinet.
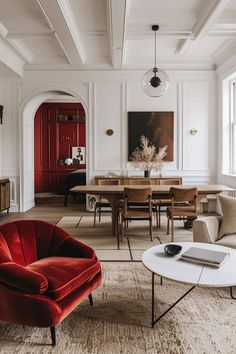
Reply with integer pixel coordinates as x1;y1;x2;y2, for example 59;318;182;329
34;102;86;193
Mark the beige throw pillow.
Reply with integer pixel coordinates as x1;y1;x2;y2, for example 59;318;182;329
218;194;236;240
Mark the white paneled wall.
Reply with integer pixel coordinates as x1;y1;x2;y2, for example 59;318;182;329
93;82;122;171
0;70;216;211
183;82;210;172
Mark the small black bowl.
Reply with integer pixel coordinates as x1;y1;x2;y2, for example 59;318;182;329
164;244;182;256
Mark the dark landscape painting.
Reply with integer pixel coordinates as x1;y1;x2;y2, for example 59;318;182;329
128;111;174;161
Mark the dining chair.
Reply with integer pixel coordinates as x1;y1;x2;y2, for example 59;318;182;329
166;187;198;242
120;187;154;242
94;179;120;227
156;179;182;227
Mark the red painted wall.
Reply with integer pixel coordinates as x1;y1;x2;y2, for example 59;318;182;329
34;102;86;193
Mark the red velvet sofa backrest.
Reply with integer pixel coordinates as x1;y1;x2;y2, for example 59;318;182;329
0;220;70;266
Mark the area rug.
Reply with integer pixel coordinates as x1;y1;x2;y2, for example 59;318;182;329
56;215;193;261
0;262;235;354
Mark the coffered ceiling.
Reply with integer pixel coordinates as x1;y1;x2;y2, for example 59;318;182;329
0;0;236;76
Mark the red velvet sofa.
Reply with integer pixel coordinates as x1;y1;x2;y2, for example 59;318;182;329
0;220;102;345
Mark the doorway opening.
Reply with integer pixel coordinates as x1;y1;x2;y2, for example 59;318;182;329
21;90;88;212
34;101;86;206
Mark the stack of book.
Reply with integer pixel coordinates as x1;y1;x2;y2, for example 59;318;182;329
180;247;230;268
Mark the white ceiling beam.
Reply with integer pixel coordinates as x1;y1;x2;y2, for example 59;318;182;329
37;0;86;65
106;0;127;68
175;0;231;54
7;39;34;64
0;37;24;76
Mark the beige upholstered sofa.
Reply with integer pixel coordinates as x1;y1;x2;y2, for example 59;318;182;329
193;216;236;249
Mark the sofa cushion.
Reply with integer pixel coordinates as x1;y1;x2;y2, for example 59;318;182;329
28;257;101;301
217;194;236;240
215;234;236;249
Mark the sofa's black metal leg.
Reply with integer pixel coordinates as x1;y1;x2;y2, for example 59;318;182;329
230;287;236;299
50;326;56;346
88;293;93;306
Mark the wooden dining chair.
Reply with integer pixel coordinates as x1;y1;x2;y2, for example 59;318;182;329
156;179;182;227
166;187;198;242
94;179;120;227
126;178;158;227
120;187;153;242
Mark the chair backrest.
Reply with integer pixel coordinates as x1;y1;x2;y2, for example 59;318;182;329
127;179;151;185
169;187;198;203
98;179;120;185
123;187;152;216
0;220;69;266
123;187;152;202
160;179;181;185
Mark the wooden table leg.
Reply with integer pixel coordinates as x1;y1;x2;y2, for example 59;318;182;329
104;195;117;236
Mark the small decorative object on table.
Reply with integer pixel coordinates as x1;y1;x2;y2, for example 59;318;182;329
130;136;167;177
164;244;182;256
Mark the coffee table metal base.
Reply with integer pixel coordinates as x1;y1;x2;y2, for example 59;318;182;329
151;273;196;328
151;274;236;328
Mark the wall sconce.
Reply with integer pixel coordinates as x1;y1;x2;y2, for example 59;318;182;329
190;128;197;135
0;105;3;124
106;129;114;136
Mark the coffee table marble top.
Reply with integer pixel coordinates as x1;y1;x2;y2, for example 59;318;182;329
142;242;236;287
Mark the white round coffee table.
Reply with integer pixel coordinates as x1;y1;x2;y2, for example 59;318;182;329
142;242;236;327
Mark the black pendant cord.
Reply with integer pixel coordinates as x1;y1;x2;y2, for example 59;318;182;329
154;29;157;70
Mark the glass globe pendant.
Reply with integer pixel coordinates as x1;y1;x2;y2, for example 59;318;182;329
142;25;169;97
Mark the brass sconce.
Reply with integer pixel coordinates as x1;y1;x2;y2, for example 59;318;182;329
190;128;197;135
106;129;114;136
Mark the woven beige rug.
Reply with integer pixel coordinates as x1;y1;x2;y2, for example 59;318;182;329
0;262;235;354
56;215;193;261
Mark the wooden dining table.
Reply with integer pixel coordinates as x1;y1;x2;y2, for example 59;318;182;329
70;184;235;235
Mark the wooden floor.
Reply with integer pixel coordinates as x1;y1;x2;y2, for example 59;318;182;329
0;197;90;226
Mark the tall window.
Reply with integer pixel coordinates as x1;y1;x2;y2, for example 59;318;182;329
231;82;236;174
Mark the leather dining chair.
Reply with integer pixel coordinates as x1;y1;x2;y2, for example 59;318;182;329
166;186;198;242
156;179;182;227
0;220;102;346
120;187;154;242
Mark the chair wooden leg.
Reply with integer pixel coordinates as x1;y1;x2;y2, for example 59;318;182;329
150;218;153;242
93;207;97;228
158;204;161;228
167;215;169;235
171;217;174;242
98;205;101;222
50;326;56;346
88;293;93;306
121;218;123;242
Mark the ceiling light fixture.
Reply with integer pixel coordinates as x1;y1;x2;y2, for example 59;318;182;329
142;25;169;97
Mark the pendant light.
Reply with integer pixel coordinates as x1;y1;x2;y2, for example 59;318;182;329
142;25;169;97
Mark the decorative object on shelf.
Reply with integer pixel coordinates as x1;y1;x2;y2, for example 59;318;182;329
142;25;169;97
0;105;3;124
190;128;198;135
72;146;86;164
130;135;167;177
65;158;73;165
156;162;165;177
106;129;114;136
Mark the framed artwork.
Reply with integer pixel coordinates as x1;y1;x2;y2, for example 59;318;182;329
128;111;174;161
72;146;86;164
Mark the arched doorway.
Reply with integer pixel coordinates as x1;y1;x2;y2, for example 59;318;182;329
20;90;88;212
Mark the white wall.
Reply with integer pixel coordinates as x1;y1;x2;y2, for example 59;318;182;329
0;69;216;211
